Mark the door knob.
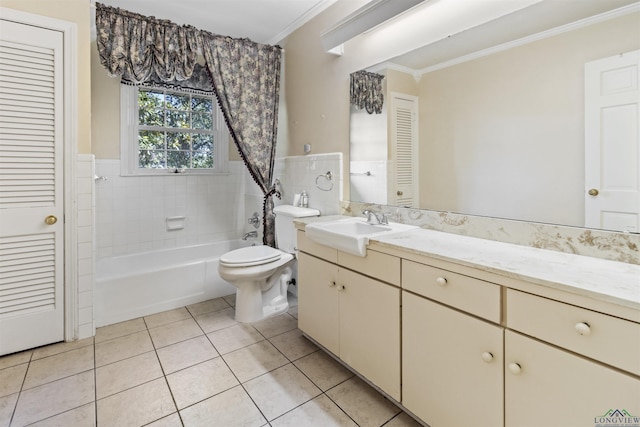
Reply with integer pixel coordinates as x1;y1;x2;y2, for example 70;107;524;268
588;188;599;196
44;215;57;225
397;190;403;196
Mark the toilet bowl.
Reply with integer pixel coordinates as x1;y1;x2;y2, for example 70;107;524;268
218;205;320;323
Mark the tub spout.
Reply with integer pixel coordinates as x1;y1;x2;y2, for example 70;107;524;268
242;231;258;240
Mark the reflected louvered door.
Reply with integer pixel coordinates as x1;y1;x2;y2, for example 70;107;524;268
0;19;64;355
390;93;418;207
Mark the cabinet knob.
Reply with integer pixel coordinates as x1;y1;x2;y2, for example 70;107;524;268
45;215;57;225
508;362;522;375
338;284;346;291
435;277;447;286
481;352;494;363
574;322;591;336
329;281;336;287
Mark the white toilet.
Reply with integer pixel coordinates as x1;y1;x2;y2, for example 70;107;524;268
218;205;320;323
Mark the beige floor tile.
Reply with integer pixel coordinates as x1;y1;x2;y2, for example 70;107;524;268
222;293;236;307
271;394;357;427
96;351;164;399
252;313;297;338
180;385;266;427
146;412;183;427
326;377;400;427
29;402;96;427
384;412;425;427
222;340;289;383
95;317;146;343
287;305;298;319
207;323;264;355
166;357;239;409
31;337;94;360
269;329;318;361
0;393;18;427
144;307;192;329
97;377;175;427
12;371;94;427
194;307;237;333
23;346;94;390
148;318;203;349
187;297;231;317
156;335;219;374
95;330;154;367
0;363;28;398
294;350;354;391
0;350;32;370
244;364;321;421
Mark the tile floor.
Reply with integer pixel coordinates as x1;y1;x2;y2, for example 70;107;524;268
0;294;423;427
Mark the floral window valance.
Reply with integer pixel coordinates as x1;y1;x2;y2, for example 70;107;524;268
350;70;385;114
95;2;283;247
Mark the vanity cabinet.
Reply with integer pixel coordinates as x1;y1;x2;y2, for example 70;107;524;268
403;292;504;427
402;259;504;427
505;289;640;427
297;231;401;400
296;222;640;427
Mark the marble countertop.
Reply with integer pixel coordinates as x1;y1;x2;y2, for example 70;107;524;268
295;216;640;312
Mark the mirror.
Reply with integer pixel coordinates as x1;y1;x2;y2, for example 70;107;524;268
349;1;640;232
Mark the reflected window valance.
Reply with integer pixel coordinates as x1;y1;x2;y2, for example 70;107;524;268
350;70;384;114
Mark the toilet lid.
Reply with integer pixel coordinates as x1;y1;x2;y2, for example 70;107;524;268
219;245;282;267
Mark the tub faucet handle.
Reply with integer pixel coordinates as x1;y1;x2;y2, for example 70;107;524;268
248;212;260;229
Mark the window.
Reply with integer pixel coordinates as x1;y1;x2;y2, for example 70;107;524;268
121;85;228;175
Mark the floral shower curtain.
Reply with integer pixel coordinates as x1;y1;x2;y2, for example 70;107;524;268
96;3;283;247
350;70;385;114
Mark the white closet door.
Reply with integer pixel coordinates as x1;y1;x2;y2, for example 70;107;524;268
0;19;64;355
389;92;418;208
585;50;640;232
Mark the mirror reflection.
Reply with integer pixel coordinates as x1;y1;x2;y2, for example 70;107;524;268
349;5;639;232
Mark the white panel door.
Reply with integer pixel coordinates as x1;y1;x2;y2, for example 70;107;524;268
0;19;64;355
389;93;418;208
585;50;640;232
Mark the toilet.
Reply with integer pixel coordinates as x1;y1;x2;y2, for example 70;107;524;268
218;204;320;323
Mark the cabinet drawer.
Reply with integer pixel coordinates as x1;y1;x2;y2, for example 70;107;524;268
339;250;400;286
402;260;501;323
297;230;337;263
507;289;640;375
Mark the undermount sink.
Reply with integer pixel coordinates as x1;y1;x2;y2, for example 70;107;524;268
304;217;417;257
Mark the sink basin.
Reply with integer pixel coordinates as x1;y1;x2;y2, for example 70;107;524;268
304;217;417;257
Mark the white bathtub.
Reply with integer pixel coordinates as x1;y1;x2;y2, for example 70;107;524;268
95;241;247;327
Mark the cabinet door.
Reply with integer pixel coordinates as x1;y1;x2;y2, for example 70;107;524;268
403;292;504;427
338;268;401;400
505;330;640;427
297;253;340;355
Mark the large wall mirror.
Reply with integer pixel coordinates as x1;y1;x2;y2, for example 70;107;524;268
349;0;640;232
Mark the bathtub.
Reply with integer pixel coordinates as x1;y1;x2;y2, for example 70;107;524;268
95;241;247;327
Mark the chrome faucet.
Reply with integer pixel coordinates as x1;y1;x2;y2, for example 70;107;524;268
242;231;258;240
362;209;388;225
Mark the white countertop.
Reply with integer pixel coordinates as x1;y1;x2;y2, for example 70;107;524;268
372;228;640;311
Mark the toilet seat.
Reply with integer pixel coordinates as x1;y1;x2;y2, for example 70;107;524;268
219;245;282;268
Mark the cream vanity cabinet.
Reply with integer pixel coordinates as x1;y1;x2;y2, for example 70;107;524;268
505;289;640;427
402;259;504;427
297;230;401;400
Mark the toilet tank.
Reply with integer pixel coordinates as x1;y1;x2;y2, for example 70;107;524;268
273;205;320;253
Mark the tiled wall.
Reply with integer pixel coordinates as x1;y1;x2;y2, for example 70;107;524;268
94;160;253;258
76;154;95;339
273;153;343;215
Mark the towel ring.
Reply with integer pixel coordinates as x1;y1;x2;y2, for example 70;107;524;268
315;171;333;191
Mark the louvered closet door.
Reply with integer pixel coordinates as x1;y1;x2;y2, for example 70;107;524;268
390;93;418;208
0;19;64;355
